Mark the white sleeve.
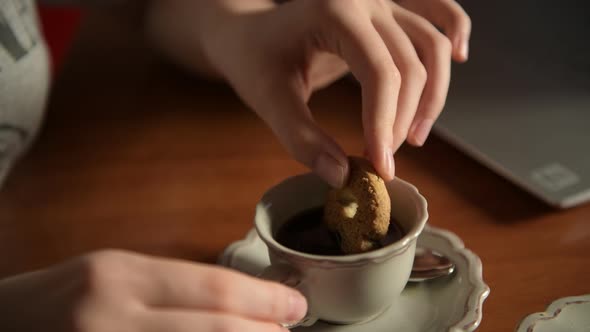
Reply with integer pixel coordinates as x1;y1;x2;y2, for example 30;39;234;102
0;128;26;188
0;0;50;188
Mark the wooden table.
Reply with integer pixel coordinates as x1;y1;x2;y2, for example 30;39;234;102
1;9;589;332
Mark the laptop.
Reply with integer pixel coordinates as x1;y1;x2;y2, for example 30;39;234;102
434;0;590;208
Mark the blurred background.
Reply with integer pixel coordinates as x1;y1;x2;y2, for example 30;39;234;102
38;5;81;71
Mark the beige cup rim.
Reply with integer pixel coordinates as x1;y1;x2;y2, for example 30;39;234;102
255;174;429;265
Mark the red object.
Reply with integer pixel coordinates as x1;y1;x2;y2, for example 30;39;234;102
38;5;83;72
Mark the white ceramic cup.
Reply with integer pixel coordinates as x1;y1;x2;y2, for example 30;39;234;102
254;173;428;327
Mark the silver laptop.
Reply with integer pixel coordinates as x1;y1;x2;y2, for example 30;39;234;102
434;0;590;208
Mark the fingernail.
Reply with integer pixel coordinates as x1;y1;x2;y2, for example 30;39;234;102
458;39;469;60
314;153;346;188
412;119;434;146
287;291;307;323
382;147;395;181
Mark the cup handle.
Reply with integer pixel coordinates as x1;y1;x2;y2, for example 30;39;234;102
257;264;318;328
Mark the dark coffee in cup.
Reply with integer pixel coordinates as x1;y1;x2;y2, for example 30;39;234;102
275;206;405;256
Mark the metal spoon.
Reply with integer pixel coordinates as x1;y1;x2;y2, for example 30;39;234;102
409;247;455;282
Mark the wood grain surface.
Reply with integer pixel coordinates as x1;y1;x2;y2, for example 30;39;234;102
0;9;588;332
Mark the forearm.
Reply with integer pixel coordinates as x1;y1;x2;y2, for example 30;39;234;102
144;0;275;79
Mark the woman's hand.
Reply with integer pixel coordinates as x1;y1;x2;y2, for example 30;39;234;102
0;250;305;331
147;0;471;187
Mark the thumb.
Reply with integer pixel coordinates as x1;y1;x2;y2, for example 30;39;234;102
254;82;349;188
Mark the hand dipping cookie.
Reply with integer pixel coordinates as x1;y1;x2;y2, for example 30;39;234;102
323;157;391;254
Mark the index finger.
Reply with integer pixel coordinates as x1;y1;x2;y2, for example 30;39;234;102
318;7;399;180
134;256;307;325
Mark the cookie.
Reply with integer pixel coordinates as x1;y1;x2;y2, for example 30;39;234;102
323;157;391;254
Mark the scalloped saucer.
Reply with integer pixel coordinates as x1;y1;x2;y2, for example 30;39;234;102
218;226;490;332
516;294;590;332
